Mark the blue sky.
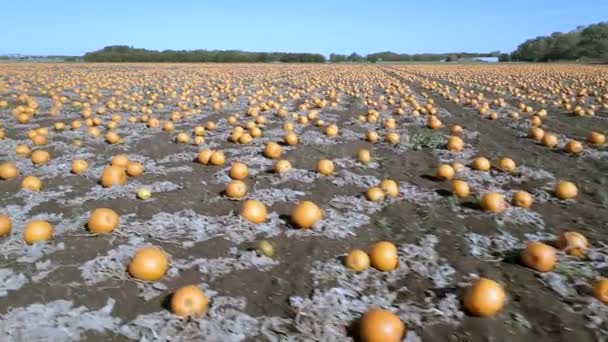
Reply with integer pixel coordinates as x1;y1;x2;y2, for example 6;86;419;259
2;0;606;56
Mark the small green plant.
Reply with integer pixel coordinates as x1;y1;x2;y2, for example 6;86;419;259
400;129;445;150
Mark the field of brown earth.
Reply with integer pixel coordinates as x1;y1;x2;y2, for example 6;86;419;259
0;63;607;341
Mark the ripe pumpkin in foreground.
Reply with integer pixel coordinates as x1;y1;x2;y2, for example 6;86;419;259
240;200;267;224
264;142;282;159
101;165;127;187
274;160;292;174
452;180;470;198
345;249;370;272
197;149;214;165
71;159;89;174
357;149;371;164
436;164;455;180
291;201;323;229
556;231;589;258
24;220;53;244
480;192;506;213
171;285;209;318
0;214;12;237
463;277;505;317
359;308;405;342
369;241;398;272
555;181;577;200
226;180;248;199
380;179;399;197
21;175;42;191
520;242;556;272
111;154;130;168
512;191;533;208
593;279;608;304
88;208;119;234
0;162;20;180
126;162;144;177
365;187;385;202
471;157;491;171
229;162;249;180
316;159;335;176
128;247;169;282
31;150;50;165
496;157;516;173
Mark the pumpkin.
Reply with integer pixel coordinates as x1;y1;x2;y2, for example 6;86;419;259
357;149;371;164
283;132;299;145
209;151;225;166
23;220;53;244
128;246;169;282
264;142;282;159
31;150;50;165
593;279;608;304
88;208;119;234
385;132;400;144
556;232;588;258
464;278;505;316
274;160;292;173
226;180;248;199
521;242;556;272
542;133;558;148
512;191;533;208
0;162;20;180
240;199;267;224
452;180;470;198
0;214;12;237
101;165;127;187
446;136;464;151
345;249;370;272
587;131;606;145
496;157;516;173
171;285;209;317
71;159;89;174
365;187;385;202
21;175;42;191
380;179;399;197
555;181;577;200
126;162;144;177
15;144;31;157
291;201;323;229
359;308;405;342
369;241;398;271
198;149;214;165
471;157;490;171
229;162;248;180
436;164;455;180
480;192;506;213
111;154;130;168
316;159;335;175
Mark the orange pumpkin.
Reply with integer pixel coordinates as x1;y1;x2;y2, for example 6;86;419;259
88;208;120;234
369;241;398;271
291;201;323;229
128;247;169;282
463;278;505;317
171;285;209;317
240;199;268;224
100;165;127;187
359;309;405;342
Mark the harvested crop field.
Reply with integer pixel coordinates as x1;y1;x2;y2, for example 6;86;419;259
0;63;608;341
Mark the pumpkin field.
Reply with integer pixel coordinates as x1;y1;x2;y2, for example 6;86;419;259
1;63;608;341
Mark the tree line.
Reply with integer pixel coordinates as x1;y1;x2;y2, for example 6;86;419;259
82;22;608;64
507;22;608;62
83;46;326;63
